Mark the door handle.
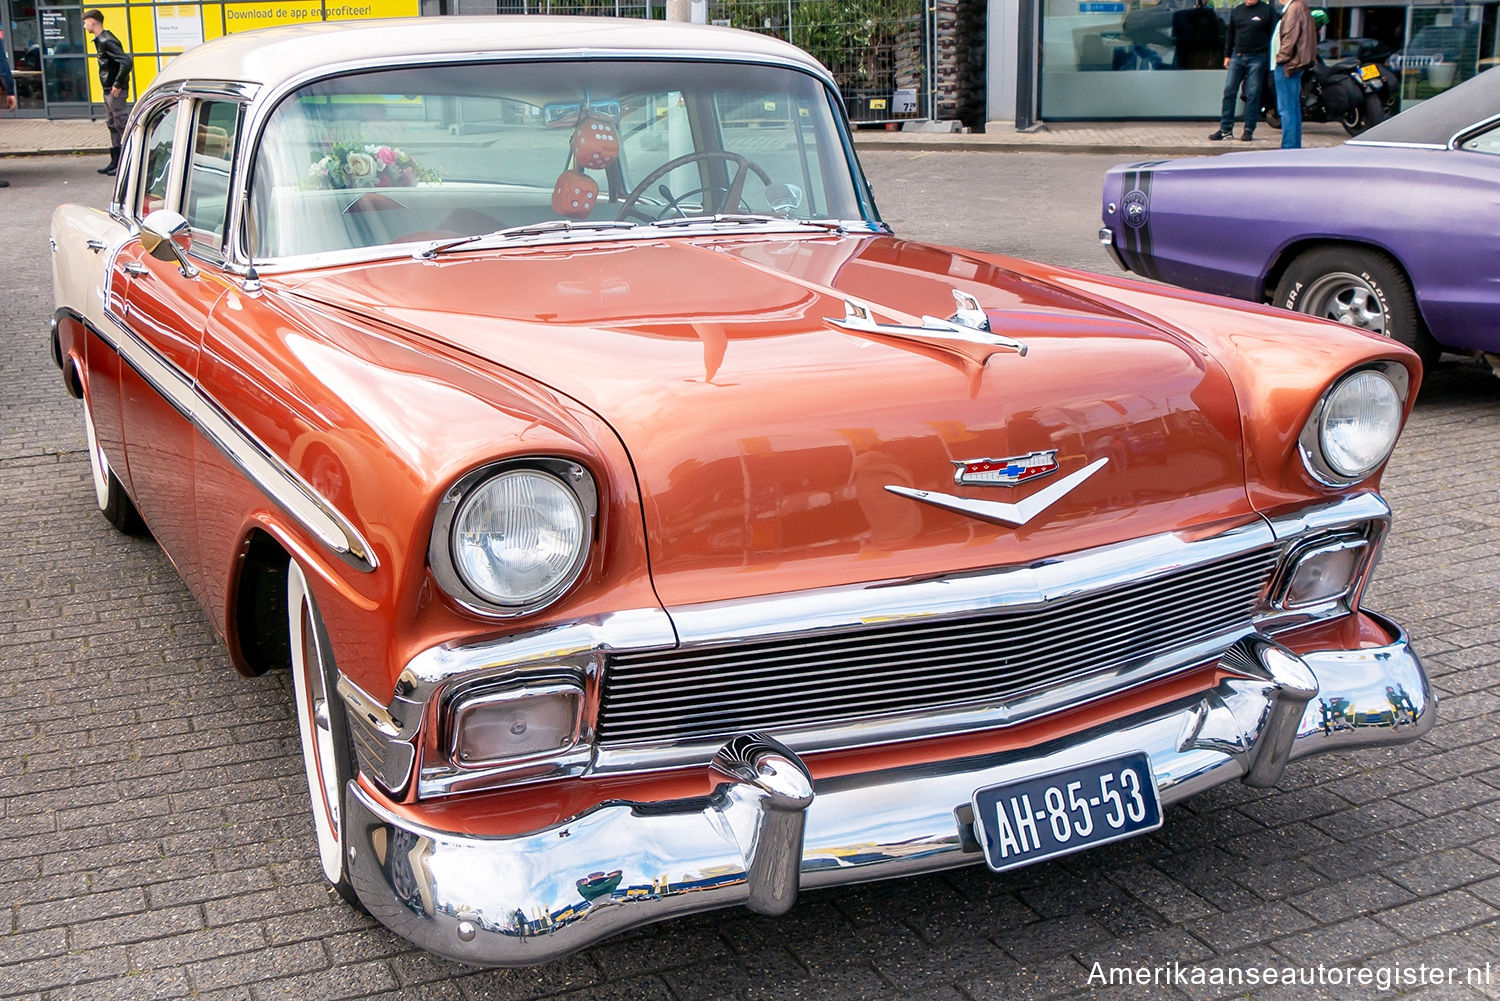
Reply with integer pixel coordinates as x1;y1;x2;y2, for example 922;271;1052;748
123;262;149;277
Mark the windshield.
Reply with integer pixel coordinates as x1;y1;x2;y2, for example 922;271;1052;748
249;59;873;258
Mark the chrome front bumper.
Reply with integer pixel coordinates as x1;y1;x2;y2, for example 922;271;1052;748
345;615;1430;967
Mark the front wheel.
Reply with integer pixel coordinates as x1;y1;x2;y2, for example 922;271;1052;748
288;560;361;907
1273;246;1439;368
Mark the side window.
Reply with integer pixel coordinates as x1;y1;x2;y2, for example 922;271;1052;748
183;101;242;254
137;103;180;219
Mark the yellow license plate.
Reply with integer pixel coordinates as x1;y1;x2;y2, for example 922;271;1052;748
1361;63;1381;81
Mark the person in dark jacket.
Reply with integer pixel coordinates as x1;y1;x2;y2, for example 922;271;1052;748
82;8;132;175
1209;0;1276;142
1270;0;1317;148
0;45;15;187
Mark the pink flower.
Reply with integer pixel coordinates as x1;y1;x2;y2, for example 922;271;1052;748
375;146;398;165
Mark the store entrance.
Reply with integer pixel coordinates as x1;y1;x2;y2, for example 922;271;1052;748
2;0;92;117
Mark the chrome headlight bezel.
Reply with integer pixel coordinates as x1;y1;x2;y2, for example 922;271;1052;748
1298;363;1408;487
428;458;598;617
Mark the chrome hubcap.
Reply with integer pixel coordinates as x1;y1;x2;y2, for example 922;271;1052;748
1302;272;1387;336
288;561;344;884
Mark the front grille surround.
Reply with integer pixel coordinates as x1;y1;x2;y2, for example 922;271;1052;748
597;546;1281;752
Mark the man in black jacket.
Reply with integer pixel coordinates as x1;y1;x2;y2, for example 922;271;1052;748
1209;0;1276;142
82;8;132;175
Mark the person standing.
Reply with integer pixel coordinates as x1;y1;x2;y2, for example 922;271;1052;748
1270;0;1317;148
1209;0;1276;142
82;8;131;176
0;45;15;188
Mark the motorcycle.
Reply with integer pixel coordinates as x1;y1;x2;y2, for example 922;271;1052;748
1260;41;1399;136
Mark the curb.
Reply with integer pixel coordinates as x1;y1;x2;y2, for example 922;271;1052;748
852;139;1245;156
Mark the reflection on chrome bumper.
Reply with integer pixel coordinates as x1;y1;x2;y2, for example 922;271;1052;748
346;615;1430;967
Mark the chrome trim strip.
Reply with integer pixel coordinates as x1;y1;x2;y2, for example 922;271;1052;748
178;80;260;101
96;304;378;572
1343;140;1448;150
344;621;1429;967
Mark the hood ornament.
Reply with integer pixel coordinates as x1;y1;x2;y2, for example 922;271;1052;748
953;450;1059;487
827;290;1029;359
887;457;1109;528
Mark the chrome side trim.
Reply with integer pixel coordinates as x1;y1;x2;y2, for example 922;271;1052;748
178;80;261;101
96;304;378;572
1343;140;1447;150
344;621;1429;967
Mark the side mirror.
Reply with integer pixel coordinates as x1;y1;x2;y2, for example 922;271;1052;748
139;209;199;278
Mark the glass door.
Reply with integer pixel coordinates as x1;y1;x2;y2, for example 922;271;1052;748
2;0;45;114
38;3;90;115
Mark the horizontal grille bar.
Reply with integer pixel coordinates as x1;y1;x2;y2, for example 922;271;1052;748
597;548;1279;746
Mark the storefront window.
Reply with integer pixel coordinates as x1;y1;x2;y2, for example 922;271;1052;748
1041;0;1233;117
1398;4;1498;104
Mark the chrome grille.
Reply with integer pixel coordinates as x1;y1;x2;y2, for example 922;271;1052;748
596;548;1279;746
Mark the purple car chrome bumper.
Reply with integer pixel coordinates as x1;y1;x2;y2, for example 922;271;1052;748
345;614;1430;967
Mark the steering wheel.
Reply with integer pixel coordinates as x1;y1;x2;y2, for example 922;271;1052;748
616;151;774;223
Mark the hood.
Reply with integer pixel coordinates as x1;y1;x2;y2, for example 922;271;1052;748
280;234;1253;606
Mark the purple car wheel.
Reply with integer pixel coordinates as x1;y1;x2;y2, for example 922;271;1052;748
1275;246;1439;369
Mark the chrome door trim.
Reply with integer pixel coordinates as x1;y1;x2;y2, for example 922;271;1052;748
96;301;378;572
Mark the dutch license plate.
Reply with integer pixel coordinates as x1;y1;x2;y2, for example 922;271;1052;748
971;751;1162;872
1361;63;1382;81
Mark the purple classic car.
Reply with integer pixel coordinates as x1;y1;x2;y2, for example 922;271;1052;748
1100;69;1500;369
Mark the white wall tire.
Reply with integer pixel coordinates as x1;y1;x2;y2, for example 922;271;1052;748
82;393;145;534
287;560;361;906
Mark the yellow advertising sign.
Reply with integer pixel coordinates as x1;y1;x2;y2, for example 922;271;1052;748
114;0;420;95
222;0;416;33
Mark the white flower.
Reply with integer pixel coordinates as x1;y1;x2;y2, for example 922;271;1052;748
345;151;377;187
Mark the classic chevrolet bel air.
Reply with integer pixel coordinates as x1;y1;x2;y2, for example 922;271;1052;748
51;16;1433;966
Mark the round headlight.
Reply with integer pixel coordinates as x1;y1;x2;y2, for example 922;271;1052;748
451;470;588;607
1319;370;1403;479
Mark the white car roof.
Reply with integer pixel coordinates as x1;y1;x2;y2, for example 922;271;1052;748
149;16;828;93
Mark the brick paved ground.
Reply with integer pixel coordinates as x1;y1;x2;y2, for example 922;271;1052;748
3;153;1499;1001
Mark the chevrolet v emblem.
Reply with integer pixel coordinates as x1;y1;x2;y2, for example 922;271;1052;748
886;457;1109;527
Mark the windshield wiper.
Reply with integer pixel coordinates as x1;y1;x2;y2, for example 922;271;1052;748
650;213;847;232
414;219;638;259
